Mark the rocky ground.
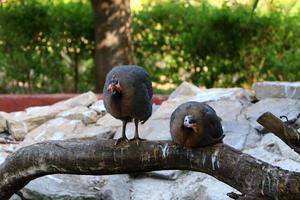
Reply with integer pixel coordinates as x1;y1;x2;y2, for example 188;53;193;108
1;81;299;200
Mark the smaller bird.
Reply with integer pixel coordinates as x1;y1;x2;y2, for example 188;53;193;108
103;65;153;145
170;101;224;148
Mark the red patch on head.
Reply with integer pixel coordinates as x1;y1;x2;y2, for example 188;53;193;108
107;84;122;92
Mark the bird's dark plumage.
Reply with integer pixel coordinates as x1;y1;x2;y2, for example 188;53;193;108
170;101;224;148
103;65;153;144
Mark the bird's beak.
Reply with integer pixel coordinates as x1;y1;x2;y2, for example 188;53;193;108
107;84;122;93
107;84;113;92
184;122;196;128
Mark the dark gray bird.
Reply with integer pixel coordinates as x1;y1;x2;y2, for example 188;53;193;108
170;101;224;148
103;65;153;144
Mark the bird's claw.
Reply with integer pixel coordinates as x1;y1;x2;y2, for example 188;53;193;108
129;137;146;145
115;137;129;145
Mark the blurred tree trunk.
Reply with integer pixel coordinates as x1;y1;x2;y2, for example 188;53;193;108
91;0;133;92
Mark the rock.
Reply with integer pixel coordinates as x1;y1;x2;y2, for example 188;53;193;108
208;100;246;122
144;170;182;180
169;82;252;103
243;98;300;129
22;117;116;148
130;172;237;200
243;146;300;172
254;81;300;100
169;81;202;99
21;174;130;200
260;133;300;163
54;91;97;107
222;121;257;150
0;141;19;165
9;194;21;200
89;100;106;114
0;115;7;132
0;151;9;165
21;118;85;147
0;104;70;141
96;113;122;129
114;118;171;141
190;88;252;103
57;106;100;124
0;92;97;141
74;125;116;139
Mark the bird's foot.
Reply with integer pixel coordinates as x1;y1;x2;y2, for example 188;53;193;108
129;137;147;145
115;137;129;145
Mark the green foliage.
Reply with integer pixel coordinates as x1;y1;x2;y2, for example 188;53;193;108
133;2;300;88
0;0;299;93
0;0;94;93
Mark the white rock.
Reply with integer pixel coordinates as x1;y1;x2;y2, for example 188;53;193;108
222;121;255;150
190;88;252;103
21;118;85;147
130;172;237;200
114;118;171;141
54;91;97;107
169;82;252;103
260;133;300;163
0;115;7;132
57;106;100;124
22;174;130;200
243;98;300;129
0;143;19;165
9;194;21;200
96;113;122;128
243;146;300;172
90;100;106;114
74;124;116;139
145;170;182;180
208;100;246;122
169;81;202;99
0;92;97;141
254;81;300;100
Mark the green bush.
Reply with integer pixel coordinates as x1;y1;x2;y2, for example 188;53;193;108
0;0;94;93
0;0;299;93
133;2;300;89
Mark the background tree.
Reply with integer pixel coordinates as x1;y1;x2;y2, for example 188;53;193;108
91;0;133;92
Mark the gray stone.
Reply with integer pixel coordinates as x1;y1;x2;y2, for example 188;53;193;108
96;114;122;129
208;100;245;122
21;174;130;200
130;172;237;200
0;115;7;132
169;81;202;99
222;121;255;150
54;91;97;108
260;133;300;163
243;98;300;129
1;92;97;141
114;118;171;141
57;106;100;124
144;170;182;180
21;118;85;147
243;146;300;172
89;100;106;114
9;194;21;200
254;81;300;100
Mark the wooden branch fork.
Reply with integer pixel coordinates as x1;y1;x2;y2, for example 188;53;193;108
1;112;300;200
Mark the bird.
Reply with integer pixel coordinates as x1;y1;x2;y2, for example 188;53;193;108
103;65;153;145
170;101;224;148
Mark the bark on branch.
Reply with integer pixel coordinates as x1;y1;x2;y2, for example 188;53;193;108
257;112;300;154
0;139;299;200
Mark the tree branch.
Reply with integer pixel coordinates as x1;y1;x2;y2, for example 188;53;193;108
257;112;300;154
0;139;299;200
